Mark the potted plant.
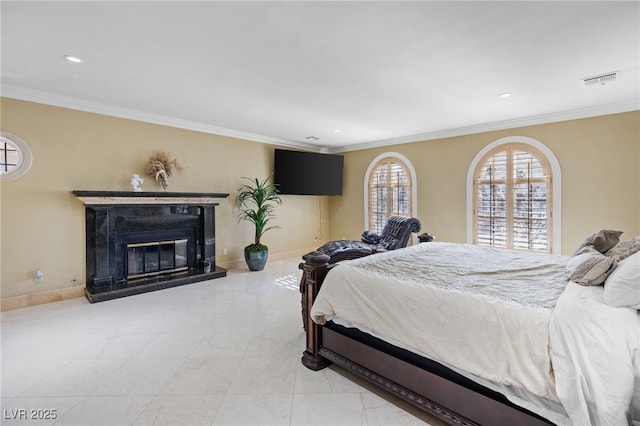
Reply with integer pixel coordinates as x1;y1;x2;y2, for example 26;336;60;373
236;176;283;271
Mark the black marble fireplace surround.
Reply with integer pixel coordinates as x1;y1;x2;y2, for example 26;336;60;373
73;191;229;303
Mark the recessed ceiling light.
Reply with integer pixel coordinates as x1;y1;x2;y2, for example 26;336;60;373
305;136;320;142
499;92;512;98
333;129;341;133
64;55;82;63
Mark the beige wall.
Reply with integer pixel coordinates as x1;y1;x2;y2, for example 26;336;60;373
0;98;328;299
329;111;640;254
1;98;638;303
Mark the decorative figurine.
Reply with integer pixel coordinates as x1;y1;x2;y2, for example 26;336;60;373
131;174;144;192
150;161;169;190
144;152;180;190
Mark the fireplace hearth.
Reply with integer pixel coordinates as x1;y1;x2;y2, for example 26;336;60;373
73;191;229;303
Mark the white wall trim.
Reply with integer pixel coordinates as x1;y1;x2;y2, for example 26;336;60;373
364;152;418;232
2;85;319;152
332;100;639;153
465;136;562;254
5;84;637;155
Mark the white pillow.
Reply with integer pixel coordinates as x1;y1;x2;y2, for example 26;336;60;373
566;246;617;286
603;251;640;309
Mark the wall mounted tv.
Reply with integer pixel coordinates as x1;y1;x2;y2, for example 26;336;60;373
274;149;344;196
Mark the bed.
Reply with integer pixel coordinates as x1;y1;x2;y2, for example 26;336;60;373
299;239;640;426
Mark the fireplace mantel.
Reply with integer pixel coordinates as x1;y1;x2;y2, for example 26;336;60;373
72;190;229;303
72;190;229;206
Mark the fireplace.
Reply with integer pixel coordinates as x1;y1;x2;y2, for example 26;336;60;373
119;229;193;280
126;237;190;279
73;191;229;303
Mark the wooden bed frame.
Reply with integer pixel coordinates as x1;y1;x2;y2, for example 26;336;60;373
299;250;556;426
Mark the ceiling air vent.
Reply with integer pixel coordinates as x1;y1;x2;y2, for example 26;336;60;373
583;71;620;86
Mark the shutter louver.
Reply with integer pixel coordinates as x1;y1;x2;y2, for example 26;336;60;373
368;158;412;234
475;145;551;252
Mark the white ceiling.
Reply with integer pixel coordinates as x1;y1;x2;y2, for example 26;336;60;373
2;1;638;152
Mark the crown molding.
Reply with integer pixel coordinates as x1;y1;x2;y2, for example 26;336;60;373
3;84;637;154
329;99;640;153
1;85;320;152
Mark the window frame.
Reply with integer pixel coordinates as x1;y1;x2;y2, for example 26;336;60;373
0;131;33;182
364;152;417;234
466;136;562;254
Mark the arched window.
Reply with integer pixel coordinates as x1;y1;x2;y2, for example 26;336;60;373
365;153;416;234
467;136;561;254
0;130;33;182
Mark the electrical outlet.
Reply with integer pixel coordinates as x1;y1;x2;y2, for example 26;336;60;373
313;236;319;242
71;277;78;285
33;269;43;283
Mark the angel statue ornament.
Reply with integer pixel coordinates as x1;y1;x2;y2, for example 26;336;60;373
144;152;180;190
131;174;144;192
152;161;169;190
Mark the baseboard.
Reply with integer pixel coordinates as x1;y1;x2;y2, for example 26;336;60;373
1;286;85;311
217;247;314;270
1;248;314;311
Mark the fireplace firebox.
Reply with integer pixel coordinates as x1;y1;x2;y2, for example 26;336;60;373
126;238;189;279
73;191;229;303
118;229;194;280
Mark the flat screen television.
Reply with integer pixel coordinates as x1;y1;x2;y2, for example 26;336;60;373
274;149;344;196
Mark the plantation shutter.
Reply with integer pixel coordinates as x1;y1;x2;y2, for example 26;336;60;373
368;158;411;234
474;144;551;252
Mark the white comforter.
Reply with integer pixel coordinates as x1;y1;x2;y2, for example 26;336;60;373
310;242;639;425
550;282;640;426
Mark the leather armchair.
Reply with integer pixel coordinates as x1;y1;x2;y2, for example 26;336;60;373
315;216;421;263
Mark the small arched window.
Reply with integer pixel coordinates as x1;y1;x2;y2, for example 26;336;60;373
365;153;416;234
470;138;558;253
0;131;33;182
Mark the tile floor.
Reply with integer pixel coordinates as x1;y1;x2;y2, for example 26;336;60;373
1;257;446;426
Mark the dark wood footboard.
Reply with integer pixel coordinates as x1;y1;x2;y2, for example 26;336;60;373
298;250;555;426
299;251;334;370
